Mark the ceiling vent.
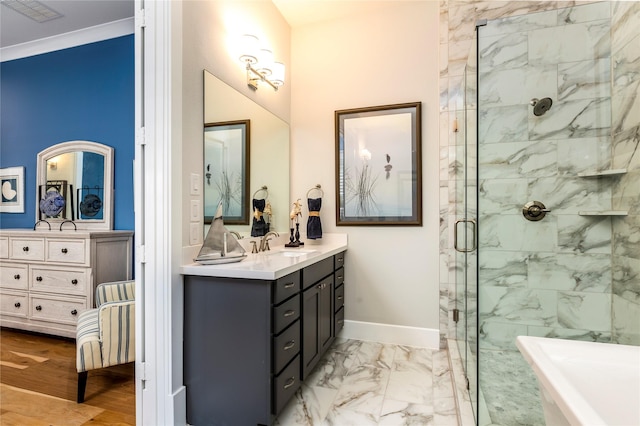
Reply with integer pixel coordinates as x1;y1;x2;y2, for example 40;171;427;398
1;0;63;23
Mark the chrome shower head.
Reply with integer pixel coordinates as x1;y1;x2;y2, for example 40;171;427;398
530;97;553;116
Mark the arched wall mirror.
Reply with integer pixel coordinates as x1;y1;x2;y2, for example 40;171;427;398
36;141;114;230
204;70;290;234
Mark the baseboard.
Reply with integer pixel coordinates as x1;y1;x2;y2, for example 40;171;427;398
1;17;134;62
172;385;187;426
341;320;440;349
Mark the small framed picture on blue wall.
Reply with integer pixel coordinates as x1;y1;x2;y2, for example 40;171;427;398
0;167;25;213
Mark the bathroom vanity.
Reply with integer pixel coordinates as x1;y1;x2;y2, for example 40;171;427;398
0;229;133;337
181;234;347;425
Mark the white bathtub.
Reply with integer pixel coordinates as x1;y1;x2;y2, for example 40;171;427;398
516;336;640;426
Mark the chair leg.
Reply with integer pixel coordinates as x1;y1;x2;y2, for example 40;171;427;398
77;371;88;403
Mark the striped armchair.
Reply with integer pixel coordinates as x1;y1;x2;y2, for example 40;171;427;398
76;280;135;403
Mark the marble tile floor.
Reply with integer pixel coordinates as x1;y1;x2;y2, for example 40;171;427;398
274;338;460;425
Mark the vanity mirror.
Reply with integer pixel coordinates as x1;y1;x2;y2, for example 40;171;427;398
36;140;114;230
204;70;289;234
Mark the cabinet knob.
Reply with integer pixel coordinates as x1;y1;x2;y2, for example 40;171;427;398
61;248;68;254
283;377;296;389
35;305;42;311
22;246;29;252
14;302;21;308
71;309;78;315
13;274;20;280
283;340;296;351
283;310;296;318
71;279;78;285
36;276;43;282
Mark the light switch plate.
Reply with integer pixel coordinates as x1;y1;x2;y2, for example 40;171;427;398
190;173;201;195
190;223;200;245
190;200;200;221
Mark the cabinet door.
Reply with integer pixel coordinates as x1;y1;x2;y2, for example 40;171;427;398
302;275;333;379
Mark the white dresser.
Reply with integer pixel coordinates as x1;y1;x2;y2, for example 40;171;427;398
0;229;133;338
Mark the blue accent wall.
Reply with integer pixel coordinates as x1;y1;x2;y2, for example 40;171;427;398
0;35;134;230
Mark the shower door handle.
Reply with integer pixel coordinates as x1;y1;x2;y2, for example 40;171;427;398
454;219;477;253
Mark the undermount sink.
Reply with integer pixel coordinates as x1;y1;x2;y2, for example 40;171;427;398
267;248;318;258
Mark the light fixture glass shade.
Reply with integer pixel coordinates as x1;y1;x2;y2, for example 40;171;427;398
256;49;274;76
270;62;285;87
238;34;259;64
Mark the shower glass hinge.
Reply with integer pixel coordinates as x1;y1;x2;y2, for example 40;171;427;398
453;308;460;323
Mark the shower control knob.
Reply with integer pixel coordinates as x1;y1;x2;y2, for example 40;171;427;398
523;201;550;221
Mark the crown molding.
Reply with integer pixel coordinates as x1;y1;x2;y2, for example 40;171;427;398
0;17;134;62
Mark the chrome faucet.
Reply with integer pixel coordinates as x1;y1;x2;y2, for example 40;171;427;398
229;230;242;239
259;231;279;252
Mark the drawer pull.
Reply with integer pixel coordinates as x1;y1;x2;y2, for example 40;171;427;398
283;310;296;318
36;276;43;282
317;283;326;290
337;319;344;325
71;309;78;315
14;302;21;308
283;377;296;389
71;279;78;285
61;248;68;254
13;274;20;280
337;275;343;280
283;282;295;289
337;257;343;263
22;246;29;252
337;295;343;300
35;305;42;311
283;340;296;351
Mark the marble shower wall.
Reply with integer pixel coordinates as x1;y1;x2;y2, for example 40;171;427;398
439;0;640;350
611;1;640;345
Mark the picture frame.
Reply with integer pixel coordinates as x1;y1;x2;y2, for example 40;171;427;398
0;166;25;213
335;102;422;226
204;119;250;225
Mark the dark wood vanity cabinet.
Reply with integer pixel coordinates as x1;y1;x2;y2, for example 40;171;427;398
184;250;345;425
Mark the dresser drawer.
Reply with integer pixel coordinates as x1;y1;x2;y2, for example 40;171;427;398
0;237;8;258
273;271;300;305
335;284;344;312
273;354;301;415
0;290;28;318
10;238;45;261
30;295;86;325
273;294;300;334
46;239;87;264
335;306;345;335
30;266;89;296
334;267;344;287
0;263;28;290
273;320;300;375
334;251;345;269
302;256;333;289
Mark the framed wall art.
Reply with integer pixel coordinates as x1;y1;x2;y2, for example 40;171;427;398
335;102;422;226
0;166;25;213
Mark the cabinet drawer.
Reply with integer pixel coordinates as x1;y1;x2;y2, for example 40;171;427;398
10;238;44;261
0;290;28;318
335;306;345;335
334;251;345;269
46;239;87;264
302;256;333;289
273;271;300;305
335;267;344;287
30;295;85;325
0;237;8;258
335;284;344;312
0;263;28;290
273;294;299;334
273;320;300;374
273;354;300;415
30;266;89;296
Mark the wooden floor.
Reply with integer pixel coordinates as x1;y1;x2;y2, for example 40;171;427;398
0;328;135;425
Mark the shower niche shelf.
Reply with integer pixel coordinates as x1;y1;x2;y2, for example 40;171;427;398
578;210;628;216
577;168;627;177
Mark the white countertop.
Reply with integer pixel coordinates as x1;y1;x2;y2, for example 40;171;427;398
180;233;347;280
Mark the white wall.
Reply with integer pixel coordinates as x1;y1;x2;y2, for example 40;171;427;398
289;2;441;332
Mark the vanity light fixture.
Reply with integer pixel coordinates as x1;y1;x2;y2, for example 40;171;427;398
238;34;285;91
